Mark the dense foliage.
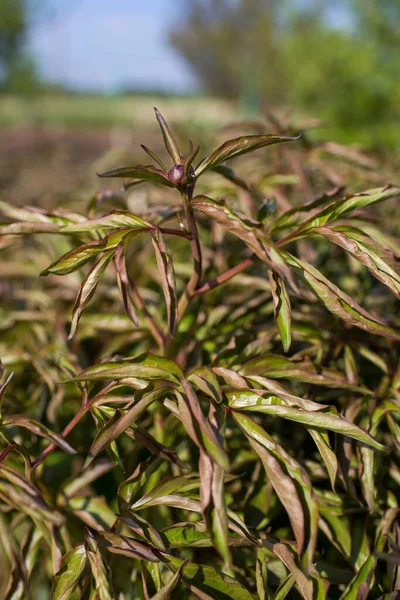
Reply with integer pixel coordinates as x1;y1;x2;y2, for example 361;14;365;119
0;108;399;599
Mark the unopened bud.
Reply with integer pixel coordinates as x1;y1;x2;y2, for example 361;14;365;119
168;164;185;185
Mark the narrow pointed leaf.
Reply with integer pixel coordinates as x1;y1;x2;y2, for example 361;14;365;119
70;353;182;384
314;226;400;298
154;107;181;163
60;210;152;233
98;164;173;187
85;528;115;600
338;555;376;600
3;415;76;454
69;250;114;339
285;253;400;340
50;545;88;600
227;390;385;450
149;561;186;600
232;411;319;569
96;531;160;562
151;229;177;335
42;230;138;276
194;133;299;178
85;388;167;467
114;246;139;327
192;195;294;285
269;272;292;352
141;144;168;171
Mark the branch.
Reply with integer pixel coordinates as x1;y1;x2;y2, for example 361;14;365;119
195;254;258;295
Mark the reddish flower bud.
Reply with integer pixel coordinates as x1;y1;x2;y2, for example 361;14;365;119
168;164;185;185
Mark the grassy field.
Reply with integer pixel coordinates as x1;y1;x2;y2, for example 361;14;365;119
0;94;237;129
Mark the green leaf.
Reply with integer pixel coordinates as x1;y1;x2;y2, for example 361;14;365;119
69;250;114;339
288;186;400;242
58;459;114;502
60;210;152;234
68;496;117;531
118;514;166;551
149;561;186;600
313;225;400;298
269;272;291;352
98;164;173;187
273;574;295;599
85;528;115;600
188;367;223;403
51;544;88;600
285;253;400;340
114;245;139;327
2;415;76;454
232;411;319;570
194;133;299;178
85;388;168;467
161;554;254;600
70;353;182;384
41;230;138;276
177;380;229;470
338;555;376;600
141;144;168;171
6;528;43;600
239;354;372;393
130;475;200;510
308;429;338;490
227;390;385;450
192;195;294;286
151;229;178;335
154;107;181;164
0;372;13;418
95;531;160;562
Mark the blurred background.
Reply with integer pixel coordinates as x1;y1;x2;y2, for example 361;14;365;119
1;0;399;205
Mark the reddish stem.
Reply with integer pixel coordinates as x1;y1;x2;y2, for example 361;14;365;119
194;254;258;295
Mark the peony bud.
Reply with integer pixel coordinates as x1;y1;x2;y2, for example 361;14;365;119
168;164;185;185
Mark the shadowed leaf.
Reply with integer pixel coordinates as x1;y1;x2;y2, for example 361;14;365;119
151;230;178;335
69;250;114;339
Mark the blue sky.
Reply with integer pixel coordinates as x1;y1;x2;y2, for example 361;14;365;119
29;0;197;92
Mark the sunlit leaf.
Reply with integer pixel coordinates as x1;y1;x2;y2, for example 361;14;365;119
154;107;181;164
269;272;291;352
98;164;173;187
50;544;88;600
284;253;400;340
85;528;115;600
194;133;299;178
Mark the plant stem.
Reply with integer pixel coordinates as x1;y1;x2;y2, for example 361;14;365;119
32;381;117;469
195;254;258;295
32;404;87;468
177;191;203;319
130;284;166;348
159;227;192;240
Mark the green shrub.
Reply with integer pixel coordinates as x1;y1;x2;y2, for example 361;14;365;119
0;108;399;599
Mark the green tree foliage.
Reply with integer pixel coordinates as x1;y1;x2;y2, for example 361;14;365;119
0;0;26;82
170;0;400;146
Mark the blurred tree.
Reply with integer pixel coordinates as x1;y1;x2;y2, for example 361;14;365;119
0;0;26;82
0;0;45;92
170;0;400;146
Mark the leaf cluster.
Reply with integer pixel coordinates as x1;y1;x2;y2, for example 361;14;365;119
0;107;399;599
